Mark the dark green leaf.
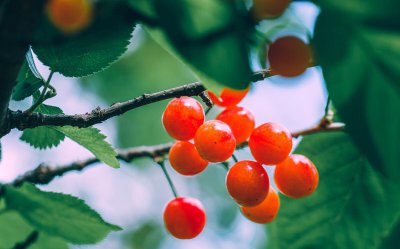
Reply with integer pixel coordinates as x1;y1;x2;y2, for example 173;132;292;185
20;103;65;149
33;2;136;77
149;0;252;90
52;126;120;168
314;10;400;179
20;126;65;149
31;234;69;249
4;183;121;244
0;211;33;249
267;132;400;249
126;0;157;19
12;60;43;101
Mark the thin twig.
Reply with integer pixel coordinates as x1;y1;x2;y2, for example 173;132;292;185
4;122;345;188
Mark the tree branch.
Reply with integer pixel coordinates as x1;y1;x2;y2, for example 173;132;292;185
2;69;274;137
9;122;344;187
0;0;45;136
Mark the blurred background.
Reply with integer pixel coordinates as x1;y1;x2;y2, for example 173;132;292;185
1;2;326;248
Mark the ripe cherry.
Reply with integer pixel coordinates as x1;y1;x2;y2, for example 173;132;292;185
274;154;319;198
268;36;312;77
194;120;236;162
162;97;205;141
46;0;93;34
248;122;292;165
207;87;249;107
226;160;269;207
252;0;291;20
241;187;280;224
169;141;208;176
216;106;255;144
164;197;206;239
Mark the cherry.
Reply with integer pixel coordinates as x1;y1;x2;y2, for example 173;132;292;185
226;160;269;207
216;106;255;144
46;0;93;34
207;87;249;107
248;122;292;165
162;97;205;141
241;187;280;224
267;36;312;77
252;0;291;20
164;197;206;239
194;120;236;162
274;154;319;198
169;141;208;176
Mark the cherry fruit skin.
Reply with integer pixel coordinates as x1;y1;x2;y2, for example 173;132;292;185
241;187;280;224
268;36;312;77
46;0;93;34
252;0;291;20
274;154;319;198
226;160;270;207
208;87;249;107
194;120;236;163
216;106;255;144
248;122;292;165
164;197;206;239
169;141;208;176
162;97;205;141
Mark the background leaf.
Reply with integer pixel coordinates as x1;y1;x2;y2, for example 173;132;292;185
148;0;252;90
52;126;120;168
4;183;121;244
267;132;400;249
313;2;400;179
33;2;136;77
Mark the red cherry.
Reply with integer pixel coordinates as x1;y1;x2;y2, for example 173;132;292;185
216;106;255;143
163;197;206;239
248;122;292;165
241;187;280;224
226;160;270;206
162;97;204;141
207;87;249;107
268;36;312;77
274;154;319;198
169;141;208;176
194;120;236;163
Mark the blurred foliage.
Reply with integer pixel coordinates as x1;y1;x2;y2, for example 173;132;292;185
81;30;197;147
314;0;400;180
267;132;400;249
123;222;164;249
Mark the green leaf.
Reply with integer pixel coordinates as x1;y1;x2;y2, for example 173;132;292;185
31;234;69;249
314;9;400;179
267;132;400;249
148;0;252;90
20;126;65;149
0;211;33;249
4;183;121;244
20;103;65;149
12;60;43;101
33;2;136;77
52;126;120;168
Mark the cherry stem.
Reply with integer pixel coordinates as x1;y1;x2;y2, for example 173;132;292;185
25;71;55;115
205;106;212;115
231;154;239;163
221;162;230;172
157;160;179;198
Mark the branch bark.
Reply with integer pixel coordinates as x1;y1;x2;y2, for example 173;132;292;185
2;69;274;137
9;122;345;187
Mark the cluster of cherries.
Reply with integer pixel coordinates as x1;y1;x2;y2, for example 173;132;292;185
161;88;319;239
